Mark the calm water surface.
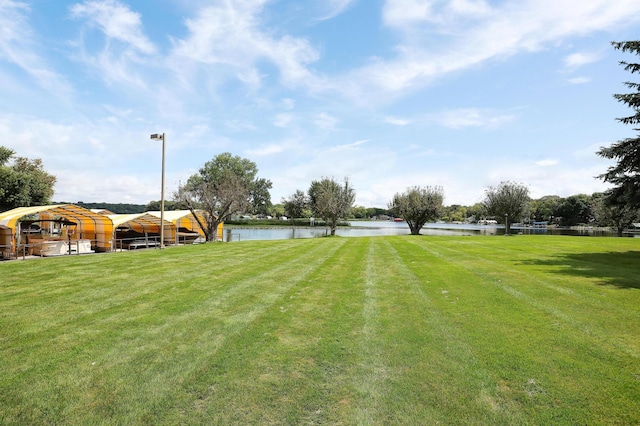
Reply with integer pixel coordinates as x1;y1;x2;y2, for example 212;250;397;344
226;221;620;241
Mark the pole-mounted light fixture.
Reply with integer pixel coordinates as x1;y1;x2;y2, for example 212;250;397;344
150;133;166;248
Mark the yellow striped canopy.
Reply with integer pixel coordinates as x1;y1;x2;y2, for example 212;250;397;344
0;204;114;252
146;210;222;240
109;213;175;243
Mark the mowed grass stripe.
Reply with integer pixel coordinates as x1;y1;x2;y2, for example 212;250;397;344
1;235;639;425
1;239;305;337
396;235;640;424
376;237;529;425
0;238;347;424
351;238;386;425
392;236;587;423
156;237;370;425
2;239;331;365
409;236;640;359
0;236;306;316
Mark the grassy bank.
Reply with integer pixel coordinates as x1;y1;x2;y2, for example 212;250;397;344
1;236;639;424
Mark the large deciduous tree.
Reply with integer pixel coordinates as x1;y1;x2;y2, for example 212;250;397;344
388;186;444;235
529;195;562;222
282;189;309;228
554;194;593;227
308;177;355;236
592;191;638;236
0;146;56;212
482;181;530;235
175;152;271;241
250;178;273;215
598;41;640;208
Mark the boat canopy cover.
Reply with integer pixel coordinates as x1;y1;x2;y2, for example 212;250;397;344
109;213;176;241
146;210;221;239
0;204;114;250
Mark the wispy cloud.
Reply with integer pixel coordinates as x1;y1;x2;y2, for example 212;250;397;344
567;76;591;84
487;159;610;200
340;0;640;103
383;0;492;27
314;112;338;129
0;0;73;95
69;0;157;89
246;144;285;156
317;0;357;21
536;159;559;167
170;1;321;90
282;98;295;110
564;52;600;69
274;113;293;128
70;0;156;54
335;139;370;149
385;116;411;126
426;108;516;129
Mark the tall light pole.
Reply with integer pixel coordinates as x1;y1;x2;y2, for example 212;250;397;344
150;133;165;248
505;213;509;236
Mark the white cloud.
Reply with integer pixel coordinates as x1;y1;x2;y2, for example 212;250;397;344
564;52;600;69
0;112;166;203
225;119;257;131
382;0;437;26
237;68;263;88
317;0;357;20
340;0;640;103
315;112;338;129
170;1;321;90
54;172;157;203
385;116;411;126
573;142;610;162
426;108;516;129
485;157;611;200
272;141;397;206
535;159;559;167
334;139;370;150
383;0;493;28
448;0;492;17
245;144;285;156
70;0;155;55
69;0;158;91
274;113;293;128
567;76;591;84
0;0;73;96
282;98;295;110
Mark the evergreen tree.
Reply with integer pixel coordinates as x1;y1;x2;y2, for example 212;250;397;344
598;41;640;208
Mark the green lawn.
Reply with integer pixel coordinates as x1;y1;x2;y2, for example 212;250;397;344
1;235;639;425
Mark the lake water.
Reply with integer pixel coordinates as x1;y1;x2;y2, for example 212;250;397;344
225;221;622;241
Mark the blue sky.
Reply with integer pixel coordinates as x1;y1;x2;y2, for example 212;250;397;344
2;0;640;208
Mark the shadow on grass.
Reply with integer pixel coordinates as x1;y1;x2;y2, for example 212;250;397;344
520;251;640;290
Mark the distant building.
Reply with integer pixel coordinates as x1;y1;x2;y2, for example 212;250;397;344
531;221;549;227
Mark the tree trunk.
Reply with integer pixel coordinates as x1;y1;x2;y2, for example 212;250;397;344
329;217;338;236
207;222;220;242
408;220;420;235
